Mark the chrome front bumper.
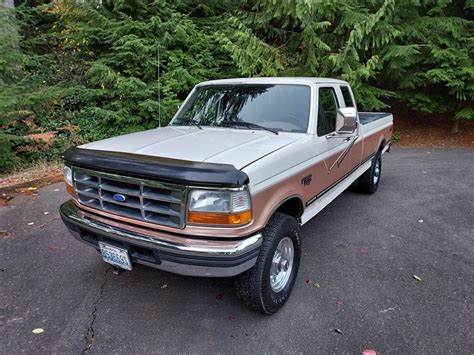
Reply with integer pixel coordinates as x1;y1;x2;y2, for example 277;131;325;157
60;200;262;277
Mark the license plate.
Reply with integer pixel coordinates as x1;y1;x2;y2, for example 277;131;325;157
99;242;132;270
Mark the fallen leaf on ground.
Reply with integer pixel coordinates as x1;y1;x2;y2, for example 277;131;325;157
0;196;13;206
160;283;168;289
380;306;398;313
112;267;123;275
333;328;343;334
1;166;63;191
15;188;38;196
0;230;14;238
413;275;422;282
32;328;44;334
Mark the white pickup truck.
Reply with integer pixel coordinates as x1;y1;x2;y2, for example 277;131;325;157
60;77;393;314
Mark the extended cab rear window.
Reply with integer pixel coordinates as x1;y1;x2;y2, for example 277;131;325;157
340;86;355;108
173;84;311;133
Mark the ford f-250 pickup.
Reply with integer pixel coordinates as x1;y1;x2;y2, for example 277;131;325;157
60;77;393;314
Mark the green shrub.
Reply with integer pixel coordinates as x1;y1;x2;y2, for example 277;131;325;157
0;135;20;172
0;0;472;175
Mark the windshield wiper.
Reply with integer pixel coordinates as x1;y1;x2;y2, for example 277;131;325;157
221;121;278;135
172;118;202;130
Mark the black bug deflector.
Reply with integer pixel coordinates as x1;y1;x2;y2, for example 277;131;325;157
63;147;249;188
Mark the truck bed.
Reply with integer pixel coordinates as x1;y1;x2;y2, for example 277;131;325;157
359;112;391;125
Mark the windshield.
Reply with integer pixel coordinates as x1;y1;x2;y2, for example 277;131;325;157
171;84;311;133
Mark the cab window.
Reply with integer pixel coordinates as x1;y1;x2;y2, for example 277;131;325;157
340;86;355;108
317;87;339;136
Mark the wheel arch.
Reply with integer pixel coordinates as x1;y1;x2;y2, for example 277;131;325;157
270;195;305;223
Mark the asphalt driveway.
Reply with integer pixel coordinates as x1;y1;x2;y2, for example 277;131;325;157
1;148;473;354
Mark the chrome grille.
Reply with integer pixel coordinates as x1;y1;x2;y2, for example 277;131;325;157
72;167;187;228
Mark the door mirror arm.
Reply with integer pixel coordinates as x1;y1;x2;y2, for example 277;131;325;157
327;134;359;173
326;130;357;140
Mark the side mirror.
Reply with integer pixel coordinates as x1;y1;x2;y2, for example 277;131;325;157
336;107;357;134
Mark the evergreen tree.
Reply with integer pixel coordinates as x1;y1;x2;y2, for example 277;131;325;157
218;0;473;120
0;0;472;173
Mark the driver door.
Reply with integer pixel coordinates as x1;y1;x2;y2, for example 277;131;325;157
312;86;352;196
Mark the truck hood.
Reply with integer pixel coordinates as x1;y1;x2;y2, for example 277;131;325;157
80;126;301;170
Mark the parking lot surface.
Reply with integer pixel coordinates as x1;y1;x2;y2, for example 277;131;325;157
1;148;473;354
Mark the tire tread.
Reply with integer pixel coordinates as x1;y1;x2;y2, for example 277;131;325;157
235;212;300;314
356;151;381;194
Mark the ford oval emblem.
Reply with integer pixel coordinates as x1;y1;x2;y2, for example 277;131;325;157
113;193;126;202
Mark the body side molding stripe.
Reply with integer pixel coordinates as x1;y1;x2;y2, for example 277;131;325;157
306;152;376;206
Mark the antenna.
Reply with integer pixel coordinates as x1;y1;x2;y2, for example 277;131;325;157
157;43;161;128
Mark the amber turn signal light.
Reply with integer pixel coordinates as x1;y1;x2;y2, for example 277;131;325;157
187;210;251;225
66;183;76;198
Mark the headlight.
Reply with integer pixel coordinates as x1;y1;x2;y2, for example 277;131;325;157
64;165;73;185
187;188;252;225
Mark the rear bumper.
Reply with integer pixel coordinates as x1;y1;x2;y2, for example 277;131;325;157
60;200;262;277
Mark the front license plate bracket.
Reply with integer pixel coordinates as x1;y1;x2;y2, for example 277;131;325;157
99;242;133;270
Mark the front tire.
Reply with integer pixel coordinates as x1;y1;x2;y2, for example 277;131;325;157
235;212;301;314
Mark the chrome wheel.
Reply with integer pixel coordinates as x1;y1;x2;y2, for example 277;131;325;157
373;158;380;185
270;237;294;293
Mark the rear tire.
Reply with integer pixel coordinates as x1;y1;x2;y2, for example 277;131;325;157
235;212;301;314
356;151;382;194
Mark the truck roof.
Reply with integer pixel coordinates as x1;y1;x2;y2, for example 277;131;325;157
197;77;349;86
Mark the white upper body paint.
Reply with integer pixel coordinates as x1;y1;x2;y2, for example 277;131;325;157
80;77;393;195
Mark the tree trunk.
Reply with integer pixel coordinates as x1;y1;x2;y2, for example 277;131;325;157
1;0;14;9
452;119;460;134
0;0;20;84
1;0;17;43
